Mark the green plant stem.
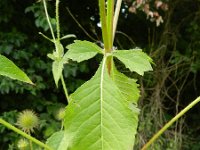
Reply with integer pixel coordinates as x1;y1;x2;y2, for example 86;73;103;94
112;0;122;45
61;74;70;102
39;32;54;42
43;0;56;42
28;131;33;150
29;140;33;150
27;130;33;150
107;0;114;50
98;0;109;51
56;0;60;40
141;96;200;150
0;118;52;150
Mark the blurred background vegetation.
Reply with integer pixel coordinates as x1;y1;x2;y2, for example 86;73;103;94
0;0;200;149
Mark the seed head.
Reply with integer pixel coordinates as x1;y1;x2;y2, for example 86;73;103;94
55;108;65;121
17;110;39;133
17;138;28;149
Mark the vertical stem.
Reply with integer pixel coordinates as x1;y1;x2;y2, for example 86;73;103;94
28;131;33;150
98;0;109;51
0;118;52;150
56;0;60;40
112;0;122;45
29;140;33;150
43;0;56;42
104;0;115;74
107;0;114;50
61;74;70;103
141;96;200;150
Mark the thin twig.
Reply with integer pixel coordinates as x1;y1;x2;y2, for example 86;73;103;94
38;32;53;42
115;31;136;47
141;96;200;150
66;7;97;42
42;0;56;42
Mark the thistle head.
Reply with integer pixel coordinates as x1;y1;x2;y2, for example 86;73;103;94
17;138;28;149
16;110;39;133
55;107;65;121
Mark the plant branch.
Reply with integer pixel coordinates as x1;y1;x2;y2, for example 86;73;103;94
141;96;200;150
66;7;97;42
112;0;122;45
39;32;54;42
115;31;136;47
42;0;56;42
61;74;70;103
0;118;52;150
56;0;60;39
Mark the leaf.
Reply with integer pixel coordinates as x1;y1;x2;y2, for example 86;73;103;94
55;41;64;58
113;49;153;75
65;40;103;63
46;131;72;150
110;63;140;104
52;59;63;87
61;34;76;40
64;57;139;150
0;54;33;84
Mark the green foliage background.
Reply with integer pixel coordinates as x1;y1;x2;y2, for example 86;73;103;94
0;0;200;149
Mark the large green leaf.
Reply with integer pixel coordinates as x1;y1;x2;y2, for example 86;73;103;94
113;49;153;75
65;40;103;62
0;54;33;84
46;131;71;150
110;63;140;104
64;57;139;150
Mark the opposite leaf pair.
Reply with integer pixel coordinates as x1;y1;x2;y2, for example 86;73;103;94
65;40;153;75
46;40;153;150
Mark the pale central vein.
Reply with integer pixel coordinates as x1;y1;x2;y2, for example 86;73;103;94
100;56;107;149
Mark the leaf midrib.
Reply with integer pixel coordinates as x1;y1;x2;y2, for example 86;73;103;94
100;57;107;149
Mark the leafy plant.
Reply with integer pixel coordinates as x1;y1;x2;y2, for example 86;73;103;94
2;0;199;150
0;0;152;149
44;0;152;149
0;0;200;149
